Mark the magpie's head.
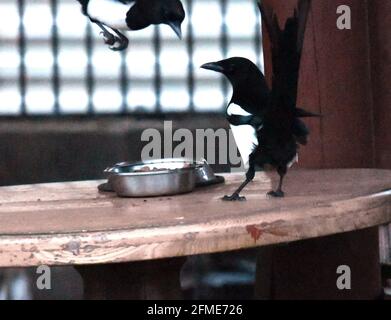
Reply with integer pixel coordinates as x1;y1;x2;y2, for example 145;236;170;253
151;0;185;39
129;0;185;38
201;57;262;88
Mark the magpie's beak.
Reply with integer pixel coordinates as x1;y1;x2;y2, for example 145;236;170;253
168;21;182;39
200;62;225;73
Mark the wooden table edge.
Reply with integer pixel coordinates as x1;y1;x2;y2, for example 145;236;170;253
0;189;390;267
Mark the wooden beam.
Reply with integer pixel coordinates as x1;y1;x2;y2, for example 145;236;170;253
261;0;375;169
368;0;391;169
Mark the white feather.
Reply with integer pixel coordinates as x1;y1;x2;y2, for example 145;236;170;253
288;153;299;168
227;103;259;168
87;0;135;30
228;103;299;169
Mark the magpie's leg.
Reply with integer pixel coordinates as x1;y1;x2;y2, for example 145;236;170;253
267;166;286;198
223;164;255;202
94;22;129;51
110;28;129;51
94;21;116;46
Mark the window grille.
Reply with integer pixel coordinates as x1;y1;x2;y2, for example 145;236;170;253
0;0;263;116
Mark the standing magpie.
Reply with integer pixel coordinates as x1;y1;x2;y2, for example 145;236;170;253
202;0;318;200
77;0;185;51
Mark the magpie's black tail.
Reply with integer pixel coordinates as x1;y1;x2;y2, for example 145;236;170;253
258;0;314;145
258;0;311;110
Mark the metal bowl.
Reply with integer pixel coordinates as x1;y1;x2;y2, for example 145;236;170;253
194;159;215;184
106;158;218;184
105;159;197;197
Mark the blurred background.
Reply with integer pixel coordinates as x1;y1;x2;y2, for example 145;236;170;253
0;0;263;116
0;0;390;299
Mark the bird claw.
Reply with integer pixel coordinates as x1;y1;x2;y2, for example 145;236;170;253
100;31;129;51
222;193;247;202
109;37;129;51
100;31;116;46
267;190;285;198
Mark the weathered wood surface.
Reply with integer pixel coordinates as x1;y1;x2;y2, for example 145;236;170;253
0;169;390;267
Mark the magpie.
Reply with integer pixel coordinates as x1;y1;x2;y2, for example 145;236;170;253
77;0;185;51
201;0;319;200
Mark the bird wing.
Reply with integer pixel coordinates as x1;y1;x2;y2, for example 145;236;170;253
228;103;259;168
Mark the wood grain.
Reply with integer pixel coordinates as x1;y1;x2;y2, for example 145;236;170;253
0;169;390;267
262;0;375;168
369;0;391;169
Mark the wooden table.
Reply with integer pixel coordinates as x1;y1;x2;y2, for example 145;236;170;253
0;169;390;299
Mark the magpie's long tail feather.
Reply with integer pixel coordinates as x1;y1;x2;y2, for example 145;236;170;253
258;0;311;56
258;0;311;110
257;1;281;52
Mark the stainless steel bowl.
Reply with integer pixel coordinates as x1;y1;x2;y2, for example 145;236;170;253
194;159;217;185
105;159;197;197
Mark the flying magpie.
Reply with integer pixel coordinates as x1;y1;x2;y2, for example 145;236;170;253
201;0;318;200
77;0;185;51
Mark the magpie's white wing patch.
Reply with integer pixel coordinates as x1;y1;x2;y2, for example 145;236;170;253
87;0;135;30
227;103;259;168
288;153;299;168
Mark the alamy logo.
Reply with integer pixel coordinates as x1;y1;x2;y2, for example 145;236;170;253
337;5;351;30
141;121;246;172
36;265;51;290
336;265;351;290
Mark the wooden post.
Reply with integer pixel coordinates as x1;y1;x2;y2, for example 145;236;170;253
255;228;382;299
258;0;383;299
368;0;391;170
368;0;391;277
262;0;375;169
